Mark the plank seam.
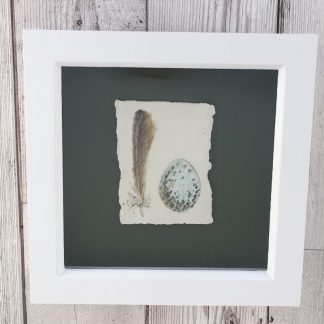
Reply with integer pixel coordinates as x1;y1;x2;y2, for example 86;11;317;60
145;0;148;31
304;248;324;252
73;305;78;324
145;305;149;324
9;0;28;322
276;0;280;33
276;0;285;34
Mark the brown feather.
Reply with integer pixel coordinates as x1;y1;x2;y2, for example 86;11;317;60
132;110;154;204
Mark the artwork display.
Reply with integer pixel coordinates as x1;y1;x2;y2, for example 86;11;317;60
24;30;317;305
115;100;215;224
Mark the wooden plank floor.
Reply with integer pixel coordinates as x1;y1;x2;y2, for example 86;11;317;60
0;0;323;323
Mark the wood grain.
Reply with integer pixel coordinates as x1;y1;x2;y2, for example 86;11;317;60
208;306;267;324
28;304;146;324
147;0;278;322
12;0;146;323
148;306;209;324
277;0;324;251
269;250;324;324
0;0;24;323
148;0;278;32
148;306;267;324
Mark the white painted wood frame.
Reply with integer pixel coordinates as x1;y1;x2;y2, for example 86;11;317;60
23;31;317;306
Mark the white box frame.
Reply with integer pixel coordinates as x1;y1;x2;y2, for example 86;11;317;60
24;31;318;306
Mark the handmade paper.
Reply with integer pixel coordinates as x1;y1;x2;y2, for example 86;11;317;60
115;100;215;224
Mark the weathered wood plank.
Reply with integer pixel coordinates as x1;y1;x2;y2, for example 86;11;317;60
0;0;25;323
13;0;146;323
148;306;209;324
147;0;278;322
149;305;268;324
277;0;324;251
28;304;146;324
208;306;267;324
148;0;278;32
270;250;324;324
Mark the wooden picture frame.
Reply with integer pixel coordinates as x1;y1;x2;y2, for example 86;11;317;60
24;31;317;305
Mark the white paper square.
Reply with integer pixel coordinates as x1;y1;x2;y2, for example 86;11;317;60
115;100;215;224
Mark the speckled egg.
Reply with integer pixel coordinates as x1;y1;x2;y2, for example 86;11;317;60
158;159;201;212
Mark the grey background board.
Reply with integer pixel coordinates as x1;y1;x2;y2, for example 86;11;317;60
62;67;277;269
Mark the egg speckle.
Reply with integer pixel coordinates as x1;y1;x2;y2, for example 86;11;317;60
159;159;201;212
